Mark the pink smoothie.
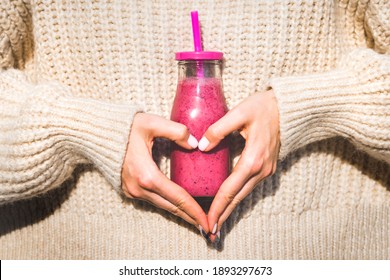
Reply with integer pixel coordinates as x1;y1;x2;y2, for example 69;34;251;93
171;77;229;197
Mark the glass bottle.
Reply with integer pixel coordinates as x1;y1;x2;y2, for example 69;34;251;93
171;58;229;197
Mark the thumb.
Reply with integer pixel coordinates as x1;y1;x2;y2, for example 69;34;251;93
198;109;245;152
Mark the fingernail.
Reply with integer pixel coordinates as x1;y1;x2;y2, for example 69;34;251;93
199;225;209;241
214;231;221;245
187;134;198;149
198;137;210;151
212;223;218;235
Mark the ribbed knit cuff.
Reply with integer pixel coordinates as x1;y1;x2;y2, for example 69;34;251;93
270;70;356;159
29;83;141;193
270;48;390;162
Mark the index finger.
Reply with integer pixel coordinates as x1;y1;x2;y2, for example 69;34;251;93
150;169;210;233
200;108;247;152
207;150;254;233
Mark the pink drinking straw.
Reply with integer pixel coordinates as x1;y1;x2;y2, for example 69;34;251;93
191;11;204;77
191;11;203;52
175;12;222;61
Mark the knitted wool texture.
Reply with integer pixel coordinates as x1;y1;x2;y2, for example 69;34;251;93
0;0;389;259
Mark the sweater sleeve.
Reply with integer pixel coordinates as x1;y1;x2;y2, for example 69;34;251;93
0;1;141;204
0;70;141;204
269;0;390;164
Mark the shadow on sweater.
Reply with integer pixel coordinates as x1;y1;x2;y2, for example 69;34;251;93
0;165;86;236
0;138;389;250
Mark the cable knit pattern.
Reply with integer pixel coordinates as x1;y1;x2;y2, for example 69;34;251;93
0;0;389;259
0;0;33;69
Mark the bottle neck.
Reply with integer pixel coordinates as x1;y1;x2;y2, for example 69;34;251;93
177;60;222;80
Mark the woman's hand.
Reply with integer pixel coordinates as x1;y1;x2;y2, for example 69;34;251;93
121;113;210;235
198;90;280;242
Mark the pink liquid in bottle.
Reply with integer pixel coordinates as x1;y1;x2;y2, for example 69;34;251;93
171;11;229;197
171;75;229;197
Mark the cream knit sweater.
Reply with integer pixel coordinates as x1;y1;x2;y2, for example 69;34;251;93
0;0;389;259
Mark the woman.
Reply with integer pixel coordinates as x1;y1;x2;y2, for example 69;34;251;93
0;0;389;259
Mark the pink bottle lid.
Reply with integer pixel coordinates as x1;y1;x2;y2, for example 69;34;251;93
175;11;223;61
175;51;223;60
